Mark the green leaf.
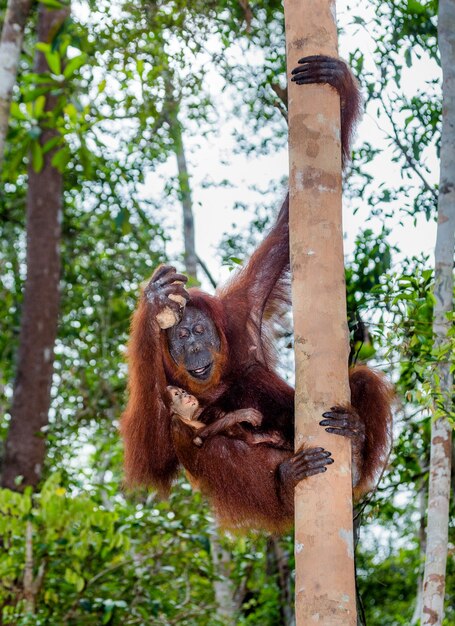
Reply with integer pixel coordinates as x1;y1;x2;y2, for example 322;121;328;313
64;103;78;121
10;102;28;121
63;54;87;79
7;138;29;172
42;136;62;154
44;50;61;75
31;141;44;172
115;208;131;235
22;72;55;84
407;0;426;13
76;575;85;592
51;146;70;172
102;606;114;625
64;568;75;584
34;95;46;117
136;59;145;77
23;87;52;103
35;42;51;54
39;0;64;8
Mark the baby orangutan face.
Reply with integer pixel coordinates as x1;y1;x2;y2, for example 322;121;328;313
167;386;199;422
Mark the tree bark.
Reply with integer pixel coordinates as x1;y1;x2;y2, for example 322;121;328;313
23;521;45;613
0;0;34;171
174;122;198;281
283;0;356;623
421;0;455;622
1;3;69;490
411;478;427;624
196;254;217;289
266;537;295;626
164;77;198;280
209;523;238;625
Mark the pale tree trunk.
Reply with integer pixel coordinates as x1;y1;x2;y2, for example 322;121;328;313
411;478;427;624
1;3;70;490
451;442;455;499
0;0;33;171
23;521;46;613
164;84;237;621
421;0;455;622
174;122;198;281
165;74;217;286
164;79;198;280
175;126;236;619
196;254;217;289
284;0;356;624
209;524;238;625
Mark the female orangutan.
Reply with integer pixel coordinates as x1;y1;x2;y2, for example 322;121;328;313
120;56;393;533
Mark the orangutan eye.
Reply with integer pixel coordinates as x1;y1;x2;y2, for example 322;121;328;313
178;328;190;339
194;325;204;335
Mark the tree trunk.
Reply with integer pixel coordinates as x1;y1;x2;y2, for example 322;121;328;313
421;0;455;622
23;521;45;613
165;81;235;621
174;122;198;281
1;3;69;490
209;524;238;625
283;0;356;623
164;78;198;281
411;478;427;624
266;537;295;626
0;0;33;171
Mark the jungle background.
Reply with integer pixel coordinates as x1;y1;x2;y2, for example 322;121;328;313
0;0;453;624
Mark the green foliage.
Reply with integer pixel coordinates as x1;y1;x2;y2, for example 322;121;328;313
345;227;395;360
357;545;419;625
0;476;223;625
0;477;292;625
344;0;441;224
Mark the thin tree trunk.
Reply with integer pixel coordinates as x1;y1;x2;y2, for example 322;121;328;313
1;3;69;490
23;521;35;613
421;0;455;622
23;521;45;613
0;0;33;171
209;525;238;624
451;441;455;497
175;116;234;619
284;0;356;623
165;81;234;620
266;537;295;626
196;254;217;289
174;122;198;280
164;77;198;280
412;478;428;624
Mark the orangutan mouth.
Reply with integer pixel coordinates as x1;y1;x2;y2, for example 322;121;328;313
189;363;212;379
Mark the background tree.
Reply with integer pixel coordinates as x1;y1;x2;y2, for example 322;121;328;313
421;0;455;622
0;0;34;168
2;1;70;491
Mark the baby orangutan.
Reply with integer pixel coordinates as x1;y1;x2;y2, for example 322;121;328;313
167;386;292;450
